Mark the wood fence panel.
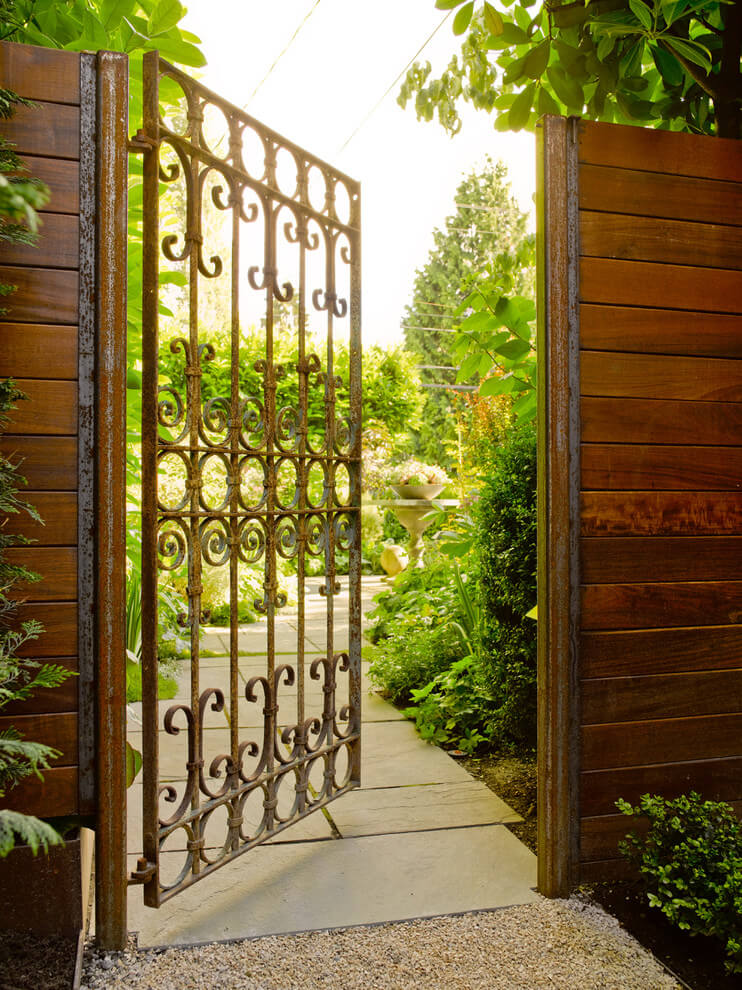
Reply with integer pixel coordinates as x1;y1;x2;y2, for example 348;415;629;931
539;116;742;891
0;43;88;822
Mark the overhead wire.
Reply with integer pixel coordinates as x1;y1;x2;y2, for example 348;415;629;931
337;10;453;153
245;0;323;107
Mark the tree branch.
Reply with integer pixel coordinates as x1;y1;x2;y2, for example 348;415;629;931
658;38;720;101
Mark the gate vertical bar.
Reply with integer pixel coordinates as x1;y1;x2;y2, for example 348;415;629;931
140;50;162;907
94;49;129;949
347;186;362;784
536;115;581;898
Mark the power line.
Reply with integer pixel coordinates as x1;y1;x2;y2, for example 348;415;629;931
245;0;323;107
400;332;457;333
422;383;477;391
338;11;453;153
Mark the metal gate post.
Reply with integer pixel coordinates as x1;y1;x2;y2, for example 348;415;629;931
94;49;129;951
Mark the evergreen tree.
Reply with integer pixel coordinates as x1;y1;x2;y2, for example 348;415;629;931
403;157;531;468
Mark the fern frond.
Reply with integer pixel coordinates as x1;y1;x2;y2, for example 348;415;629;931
0;809;63;857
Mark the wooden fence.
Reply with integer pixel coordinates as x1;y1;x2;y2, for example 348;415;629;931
538;116;742;893
0;43;127;941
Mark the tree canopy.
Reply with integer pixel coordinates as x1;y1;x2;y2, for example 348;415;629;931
403;157;532;468
399;0;742;138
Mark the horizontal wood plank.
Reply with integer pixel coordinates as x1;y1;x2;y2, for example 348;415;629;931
3;491;77;545
581;757;742;817
580;211;742;270
582;669;742;724
581;351;742;402
0;42;80;105
0;266;78;324
0;712;77;766
581;444;742;492
0;766;78;817
0;436;78;490
0;213;79;269
16;602;77;658
582;581;742;631
12;155;79;215
580;304;742;358
580;813;644;862
579;859;636;882
0;101;80;160
4;379;77;436
3;657;78;716
579;163;742;227
581;802;742;862
581;536;742;583
581;492;742;537
0;324;78;380
578;120;742;183
4;547;77;601
580;258;742;313
582;626;742;678
583;713;742;770
582;396;742;445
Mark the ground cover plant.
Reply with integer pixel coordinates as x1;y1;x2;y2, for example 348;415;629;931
617;792;742;974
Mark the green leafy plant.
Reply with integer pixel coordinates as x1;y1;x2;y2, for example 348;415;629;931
405;655;493;754
475;422;537;747
401;158;532;469
452;243;537;423
401;0;742;138
618;792;742;973
0;616;75;856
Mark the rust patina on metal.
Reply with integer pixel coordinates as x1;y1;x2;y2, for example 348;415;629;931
136;53;362;907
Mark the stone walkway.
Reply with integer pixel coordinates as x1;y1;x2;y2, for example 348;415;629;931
126;577;537;946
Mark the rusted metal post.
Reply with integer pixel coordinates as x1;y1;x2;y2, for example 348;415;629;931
94;49;129;950
536;115;581;898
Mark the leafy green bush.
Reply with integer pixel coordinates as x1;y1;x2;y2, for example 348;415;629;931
366;552;459;644
366;621;463;707
618;792;742;974
405;655;494;754
476;423;537;748
209;600;257;626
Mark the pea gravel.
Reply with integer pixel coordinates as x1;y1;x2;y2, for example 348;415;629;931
81;897;680;989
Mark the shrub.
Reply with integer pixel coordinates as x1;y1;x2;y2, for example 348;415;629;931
366;621;463;706
617;792;742;973
475;423;537;748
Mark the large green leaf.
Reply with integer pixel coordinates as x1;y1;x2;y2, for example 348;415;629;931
125;740;143;787
453;1;474;34
523;38;550;78
546;65;584;109
148;0;185;36
484;2;504;35
509;82;535;129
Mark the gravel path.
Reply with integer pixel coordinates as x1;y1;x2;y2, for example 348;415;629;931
82;897;679;990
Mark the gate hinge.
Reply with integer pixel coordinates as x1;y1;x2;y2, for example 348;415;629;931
128;129;157;153
128;857;156;885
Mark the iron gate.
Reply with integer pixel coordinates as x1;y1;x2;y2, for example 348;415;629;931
134;52;362;906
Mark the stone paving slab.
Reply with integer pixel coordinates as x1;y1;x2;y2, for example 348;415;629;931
128;824;538;946
360;720;474;788
330;780;522;838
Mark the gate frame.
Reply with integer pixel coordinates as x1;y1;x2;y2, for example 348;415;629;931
535;114;581;898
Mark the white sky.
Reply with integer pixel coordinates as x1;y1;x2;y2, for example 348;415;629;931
182;0;536;346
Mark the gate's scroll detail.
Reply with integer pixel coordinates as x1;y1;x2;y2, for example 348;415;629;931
137;53;361;906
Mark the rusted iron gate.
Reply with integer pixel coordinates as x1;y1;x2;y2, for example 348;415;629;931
538;115;742;894
131;53;362;906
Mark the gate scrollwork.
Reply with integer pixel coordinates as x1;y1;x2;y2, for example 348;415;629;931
137;52;361;906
